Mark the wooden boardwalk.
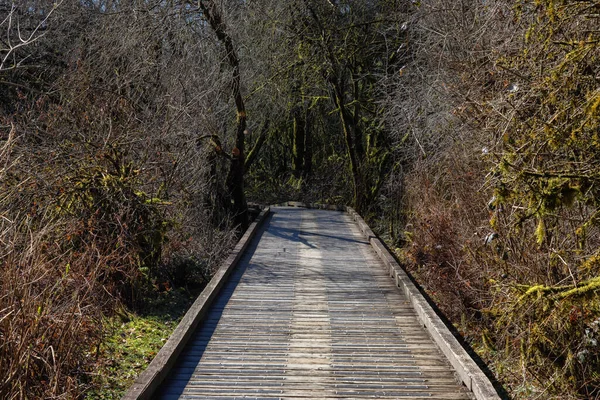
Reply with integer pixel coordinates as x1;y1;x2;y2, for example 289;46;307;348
154;206;475;399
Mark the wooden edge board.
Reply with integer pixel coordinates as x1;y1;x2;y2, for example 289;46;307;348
121;207;271;400
271;201;346;211
345;207;501;400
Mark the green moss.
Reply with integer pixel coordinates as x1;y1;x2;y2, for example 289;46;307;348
85;317;173;400
560;277;600;299
535;218;545;245
85;289;195;399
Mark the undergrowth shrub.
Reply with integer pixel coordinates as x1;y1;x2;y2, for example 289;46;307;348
55;145;170;301
0;124;110;397
389;0;600;397
0;3;238;398
0;222;113;398
401;140;495;326
486;1;600;396
378;0;515;325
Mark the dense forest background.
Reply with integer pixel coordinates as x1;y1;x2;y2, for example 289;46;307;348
1;0;599;398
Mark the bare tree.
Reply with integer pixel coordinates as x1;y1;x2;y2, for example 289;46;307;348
0;0;64;71
196;0;252;230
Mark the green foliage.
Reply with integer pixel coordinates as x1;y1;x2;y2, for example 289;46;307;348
55;145;170;288
496;0;600;240
86;317;169;400
488;1;600;396
497;279;600;396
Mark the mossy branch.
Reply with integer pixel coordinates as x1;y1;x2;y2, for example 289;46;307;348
517;276;600;303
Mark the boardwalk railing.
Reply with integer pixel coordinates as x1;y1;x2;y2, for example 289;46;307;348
123;203;500;400
345;206;499;400
123;207;271;400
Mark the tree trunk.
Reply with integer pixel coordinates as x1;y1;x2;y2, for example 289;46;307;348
292;107;305;178
227;116;248;231
330;79;366;212
303;108;313;180
200;0;248;230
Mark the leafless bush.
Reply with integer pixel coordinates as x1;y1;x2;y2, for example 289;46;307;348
0;2;242;397
378;0;517;253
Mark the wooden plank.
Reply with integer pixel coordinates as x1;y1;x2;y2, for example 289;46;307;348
121;208;271;400
152;207;476;399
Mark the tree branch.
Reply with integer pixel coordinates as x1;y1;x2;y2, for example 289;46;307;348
245;120;270;173
0;1;64;71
